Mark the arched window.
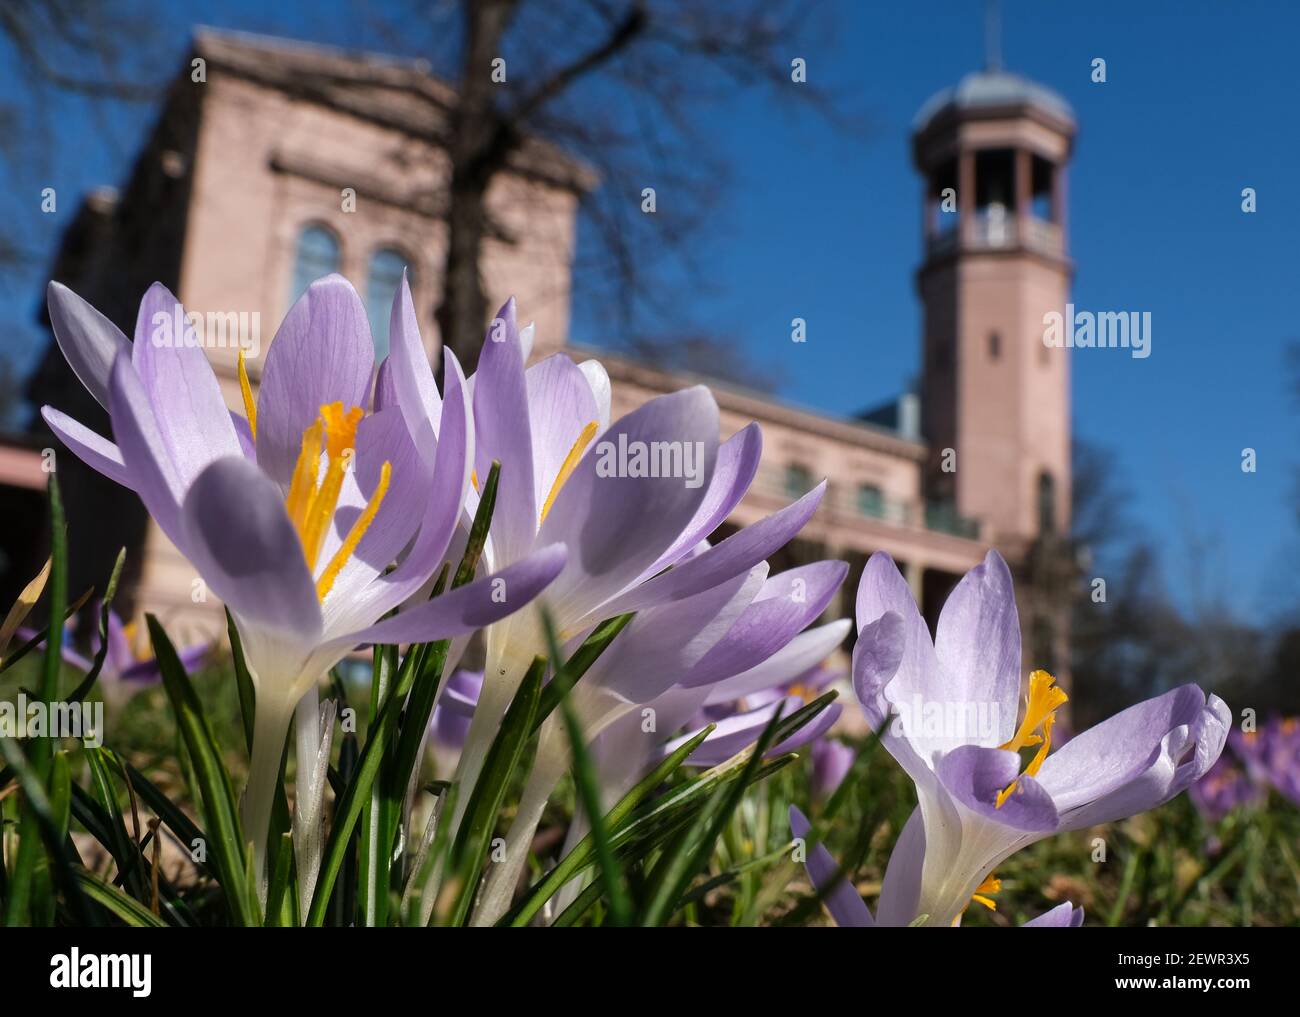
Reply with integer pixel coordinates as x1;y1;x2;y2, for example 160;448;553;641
290;224;340;304
366;248;409;362
1037;471;1056;535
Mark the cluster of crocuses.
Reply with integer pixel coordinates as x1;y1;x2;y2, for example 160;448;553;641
1190;716;1300;823
42;273;1230;926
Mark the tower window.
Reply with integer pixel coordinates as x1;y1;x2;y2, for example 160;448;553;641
988;331;1001;360
1037;471;1057;535
365;248;410;362
785;464;813;498
290;224;340;304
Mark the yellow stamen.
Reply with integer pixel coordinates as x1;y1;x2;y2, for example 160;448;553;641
996;670;1067;808
316;461;392;601
540;420;598;523
471;469;479;493
298;405;361;569
285;420;323;531
238;349;258;440
970;874;1002;911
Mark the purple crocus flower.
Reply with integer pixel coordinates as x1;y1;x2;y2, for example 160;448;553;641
429;668;483;751
811;738;855;799
1234;718;1300;807
21;607;210;686
1188;753;1260;823
386;293;829;822
851;549;1228;927
470;560;849;924
789;806;1085;927
40;275;567;882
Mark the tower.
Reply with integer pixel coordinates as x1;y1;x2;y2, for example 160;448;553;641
913;67;1075;555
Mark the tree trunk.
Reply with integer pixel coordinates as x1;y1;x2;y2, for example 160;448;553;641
436;0;519;367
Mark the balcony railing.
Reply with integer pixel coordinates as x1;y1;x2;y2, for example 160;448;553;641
754;468;983;542
927;212;1063;260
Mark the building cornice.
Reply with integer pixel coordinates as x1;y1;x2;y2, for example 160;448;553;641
570;345;928;462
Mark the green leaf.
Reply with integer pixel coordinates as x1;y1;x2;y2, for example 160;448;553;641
75;870;167;928
638;702;789;925
444;656;546;927
542;610;632;925
84;747;151;902
264;832;296;927
4;476;68;927
149;614;257;926
123;762;216;880
504;723;716;927
63;548;127;705
306;630;433;927
0;733;95;925
532;612;635;735
226;608;257;752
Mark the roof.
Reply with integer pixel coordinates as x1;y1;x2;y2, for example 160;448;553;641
914;69;1075;133
192;27;599;193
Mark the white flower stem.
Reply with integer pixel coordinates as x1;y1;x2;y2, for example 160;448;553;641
243;694;292;902
472;742;567;927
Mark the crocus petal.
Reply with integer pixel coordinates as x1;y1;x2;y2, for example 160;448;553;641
535;386;718;632
664;697;841;767
230;412;256;459
789;806;874;928
933;549;1021;746
856;552;952;758
526;354;600;515
47;281;131;409
41;406;132;488
180;456;322;642
1039;687;1230;831
851;611;906;729
578;359;611;430
317;407;430;626
373;356;396;413
472;297;537;567
1023;902;1084;927
935;744;1060;833
349;347;473;623
330;543;567;650
131;283;241;482
598;482;823;616
388;272;441;466
705;619;851;704
591;565;764;705
643;423;762;576
876;807;927;926
679;561;847;689
107;353;186;543
812;738;855;798
256;275;375;487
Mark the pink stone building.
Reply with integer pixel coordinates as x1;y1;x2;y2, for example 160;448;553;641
13;31;1076;681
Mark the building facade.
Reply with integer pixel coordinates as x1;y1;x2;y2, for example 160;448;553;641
16;31;1076;681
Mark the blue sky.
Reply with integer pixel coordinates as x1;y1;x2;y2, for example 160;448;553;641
2;0;1296;618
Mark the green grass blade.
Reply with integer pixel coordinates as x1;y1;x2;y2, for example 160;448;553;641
505;722;716;926
74;870;166;928
149;614;256;926
444;656;546;926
